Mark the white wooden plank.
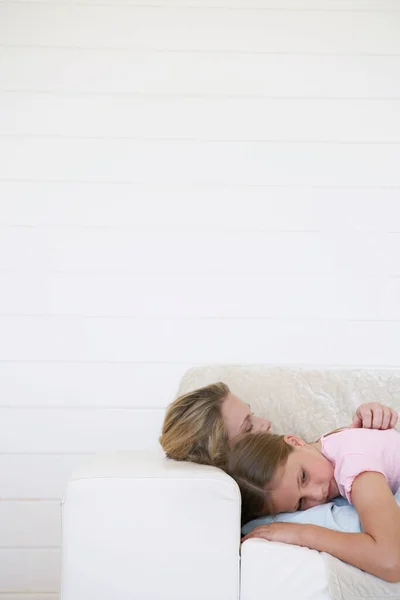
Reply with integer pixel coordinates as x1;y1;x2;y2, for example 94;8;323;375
0;549;59;592
1;6;400;53
388;235;400;276
2;49;400;98
0;362;188;408
0;595;57;600
0;273;388;320
1;139;400;186
5;1;400;9
381;278;400;319
0;407;165;452
1;316;400;364
0;454;92;499
0;501;61;547
0;184;399;231
0;229;391;275
3;94;400;142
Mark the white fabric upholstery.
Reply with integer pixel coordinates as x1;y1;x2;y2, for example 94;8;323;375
177;364;400;442
241;539;329;600
60;450;241;600
60;365;400;600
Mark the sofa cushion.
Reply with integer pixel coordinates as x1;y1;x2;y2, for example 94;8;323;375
241;538;329;600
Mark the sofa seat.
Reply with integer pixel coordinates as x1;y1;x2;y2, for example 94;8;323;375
242;538;329;600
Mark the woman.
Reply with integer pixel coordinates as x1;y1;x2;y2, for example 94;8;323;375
159;382;398;469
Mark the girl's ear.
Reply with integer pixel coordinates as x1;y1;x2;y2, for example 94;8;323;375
283;434;306;447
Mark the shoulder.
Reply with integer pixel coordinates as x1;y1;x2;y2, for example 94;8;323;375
323;426;398;446
321;428;399;462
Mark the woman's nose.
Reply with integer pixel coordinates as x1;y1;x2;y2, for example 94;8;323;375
256;417;271;432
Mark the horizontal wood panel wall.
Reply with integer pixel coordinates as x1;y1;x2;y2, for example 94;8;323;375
1;0;400;595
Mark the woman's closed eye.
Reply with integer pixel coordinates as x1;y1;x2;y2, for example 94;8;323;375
246;412;255;433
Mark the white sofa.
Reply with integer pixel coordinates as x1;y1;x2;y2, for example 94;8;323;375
59;365;400;600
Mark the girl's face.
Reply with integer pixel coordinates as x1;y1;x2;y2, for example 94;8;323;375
266;436;339;513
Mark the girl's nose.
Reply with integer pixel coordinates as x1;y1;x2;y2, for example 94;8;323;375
314;486;327;502
305;487;326;508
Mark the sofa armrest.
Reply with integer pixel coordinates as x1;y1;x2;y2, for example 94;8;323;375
60;451;241;600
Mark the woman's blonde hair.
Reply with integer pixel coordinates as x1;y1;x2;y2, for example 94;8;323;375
159;382;230;469
227;432;294;524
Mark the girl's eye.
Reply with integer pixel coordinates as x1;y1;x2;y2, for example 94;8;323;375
247;424;253;433
301;470;306;483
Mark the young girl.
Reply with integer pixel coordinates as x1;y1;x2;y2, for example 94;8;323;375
228;427;400;582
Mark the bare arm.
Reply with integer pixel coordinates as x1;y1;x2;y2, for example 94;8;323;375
242;473;400;582
300;473;400;581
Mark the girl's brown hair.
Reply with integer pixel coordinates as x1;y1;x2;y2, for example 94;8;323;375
227;432;294;525
159;382;230;469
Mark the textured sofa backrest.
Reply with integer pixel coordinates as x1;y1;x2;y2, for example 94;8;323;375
177;365;400;442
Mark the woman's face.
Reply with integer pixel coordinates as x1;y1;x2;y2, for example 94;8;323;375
220;392;271;441
267;438;339;513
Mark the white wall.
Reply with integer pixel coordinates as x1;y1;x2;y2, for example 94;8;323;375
1;0;400;597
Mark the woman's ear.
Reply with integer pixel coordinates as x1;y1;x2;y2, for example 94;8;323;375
283;434;306;447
